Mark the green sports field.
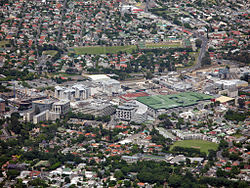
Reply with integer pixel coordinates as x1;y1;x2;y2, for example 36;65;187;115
170;140;218;154
72;45;137;55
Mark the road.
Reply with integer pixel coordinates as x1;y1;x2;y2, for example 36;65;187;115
195;35;208;69
217;141;233;161
56;0;68;45
137;10;210;74
179;33;208;73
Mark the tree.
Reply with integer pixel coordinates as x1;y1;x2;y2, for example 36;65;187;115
231;166;240;176
224;110;246;122
114;170;124;180
208;150;216;161
238;98;245;108
168;175;182;187
137;171;154;183
29;178;48;187
15;179;26;188
7;169;20;179
8;112;21;134
219;139;229;150
201;52;211;66
65;176;71;184
216;168;226;178
186;158;191;165
162;118;173;128
146;71;153;79
124;180;131;187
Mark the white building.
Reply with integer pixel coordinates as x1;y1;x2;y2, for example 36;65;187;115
62;89;75;101
172;130;218;143
116;102;138;121
101;79;121;95
72;84;91;100
33;110;49;124
54;84;90;101
214;79;248;89
54;86;66;98
88;74;110;82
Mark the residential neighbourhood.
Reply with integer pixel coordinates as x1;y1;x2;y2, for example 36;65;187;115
0;0;249;187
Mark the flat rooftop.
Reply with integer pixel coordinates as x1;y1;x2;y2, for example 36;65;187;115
137;92;213;110
32;99;54;105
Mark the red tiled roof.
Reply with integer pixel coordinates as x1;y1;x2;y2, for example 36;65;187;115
41;124;48;127
30;171;40;177
137;182;145;186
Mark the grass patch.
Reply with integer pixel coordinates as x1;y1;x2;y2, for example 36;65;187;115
42;50;58;57
146;43;181;48
170;140;218;154
232;133;243;138
73;45;137;55
0;40;10;47
51;72;79;77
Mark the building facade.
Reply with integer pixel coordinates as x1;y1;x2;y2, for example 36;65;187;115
116;102;138;121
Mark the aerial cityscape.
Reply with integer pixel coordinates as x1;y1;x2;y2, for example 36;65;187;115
0;0;249;187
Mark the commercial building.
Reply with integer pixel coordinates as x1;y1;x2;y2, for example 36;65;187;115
55;84;90;101
32;99;54;113
215;79;248;89
215;96;235;104
49;100;70;121
72;84;90;100
33;110;49;124
87;74;111;82
54;86;66;99
137;92;213;117
101;79;121;95
73;99;116;116
154;76;193;92
172;130;218;143
52;101;70;115
25;99;70;124
116;102;138;121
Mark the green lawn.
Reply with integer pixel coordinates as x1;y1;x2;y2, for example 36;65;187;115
51;72;79;77
145;43;181;48
170;140;218;154
73;45;137;55
42;50;58;57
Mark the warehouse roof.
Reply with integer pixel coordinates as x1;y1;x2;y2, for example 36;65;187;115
216;96;234;103
136;92;213;110
88;74;110;81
